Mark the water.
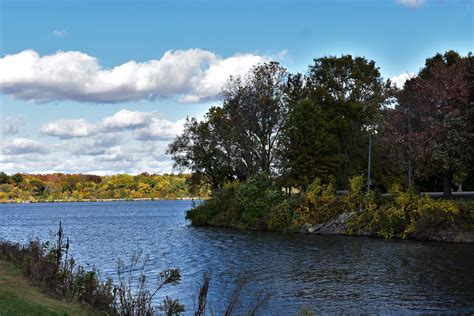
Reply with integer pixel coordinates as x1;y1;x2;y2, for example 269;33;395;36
0;201;473;314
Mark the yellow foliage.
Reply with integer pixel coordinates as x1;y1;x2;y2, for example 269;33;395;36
297;178;340;224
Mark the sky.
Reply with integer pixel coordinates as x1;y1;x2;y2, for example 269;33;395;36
0;0;472;175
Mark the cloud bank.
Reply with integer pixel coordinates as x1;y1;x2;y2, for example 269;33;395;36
2;138;46;155
0;49;268;104
1;109;186;175
40;109;185;140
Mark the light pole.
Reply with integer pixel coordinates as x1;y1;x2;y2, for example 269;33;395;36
407;104;413;188
367;132;372;191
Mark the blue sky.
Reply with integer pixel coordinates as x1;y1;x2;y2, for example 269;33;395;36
0;0;472;175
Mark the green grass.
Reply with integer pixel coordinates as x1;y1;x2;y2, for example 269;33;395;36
0;260;102;316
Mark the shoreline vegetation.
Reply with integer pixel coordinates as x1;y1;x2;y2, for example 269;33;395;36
186;175;474;243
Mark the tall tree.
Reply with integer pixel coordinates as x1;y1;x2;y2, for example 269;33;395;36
278;98;339;190
222;61;290;178
168;62;290;187
383;51;473;196
303;55;389;188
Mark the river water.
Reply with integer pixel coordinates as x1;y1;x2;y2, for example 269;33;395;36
0;200;473;314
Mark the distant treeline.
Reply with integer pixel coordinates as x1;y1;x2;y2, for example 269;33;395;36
0;172;210;202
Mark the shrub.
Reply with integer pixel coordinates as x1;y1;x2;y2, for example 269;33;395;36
342;175;365;211
236;173;285;228
294;178;341;225
371;188;460;239
266;200;293;231
115;251;183;316
0;224;183;315
186;181;240;226
187;174;287;229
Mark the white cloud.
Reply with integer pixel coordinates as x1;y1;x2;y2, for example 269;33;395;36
23;109;187;174
2;138;46;155
179;53;269;103
396;0;424;8
0;130;179;174
390;72;416;89
134;118;186;141
0;141;174;175
40;109;185;143
0;49;268;104
41;109;185;141
101;109;152;131
41;119;98;139
1;115;26;135
52;29;66;37
276;49;288;60
70;134;122;156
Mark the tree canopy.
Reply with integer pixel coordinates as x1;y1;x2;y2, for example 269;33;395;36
169;51;473;196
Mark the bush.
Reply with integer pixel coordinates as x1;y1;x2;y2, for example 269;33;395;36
342;175;365;211
186;181;240;226
237;173;285;228
115;251;183;316
294;178;341;225
266;199;293;231
370;188;460;239
186;174;286;229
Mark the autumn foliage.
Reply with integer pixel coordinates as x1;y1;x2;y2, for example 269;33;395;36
0;172;209;202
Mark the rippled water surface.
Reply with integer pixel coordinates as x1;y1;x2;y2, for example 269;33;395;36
1;201;473;314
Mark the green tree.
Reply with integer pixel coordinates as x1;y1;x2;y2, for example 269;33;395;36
278;99;339;190
10;173;23;184
304;55;389;188
222;61;290;178
167;115;234;189
168;62;290;187
29;179;46;197
0;172;10;184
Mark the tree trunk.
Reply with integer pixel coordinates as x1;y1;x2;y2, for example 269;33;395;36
443;173;452;198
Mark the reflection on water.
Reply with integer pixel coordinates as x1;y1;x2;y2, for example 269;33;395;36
1;201;473;314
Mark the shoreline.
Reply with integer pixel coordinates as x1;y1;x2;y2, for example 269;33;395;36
193;220;474;244
0;197;204;204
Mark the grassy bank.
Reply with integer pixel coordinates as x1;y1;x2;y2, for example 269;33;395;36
186;175;474;243
0;259;100;316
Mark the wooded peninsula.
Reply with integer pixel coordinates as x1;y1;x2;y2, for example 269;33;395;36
169;51;473;242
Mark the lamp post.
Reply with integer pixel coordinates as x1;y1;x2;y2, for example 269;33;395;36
367;132;372;191
407;104;413;188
